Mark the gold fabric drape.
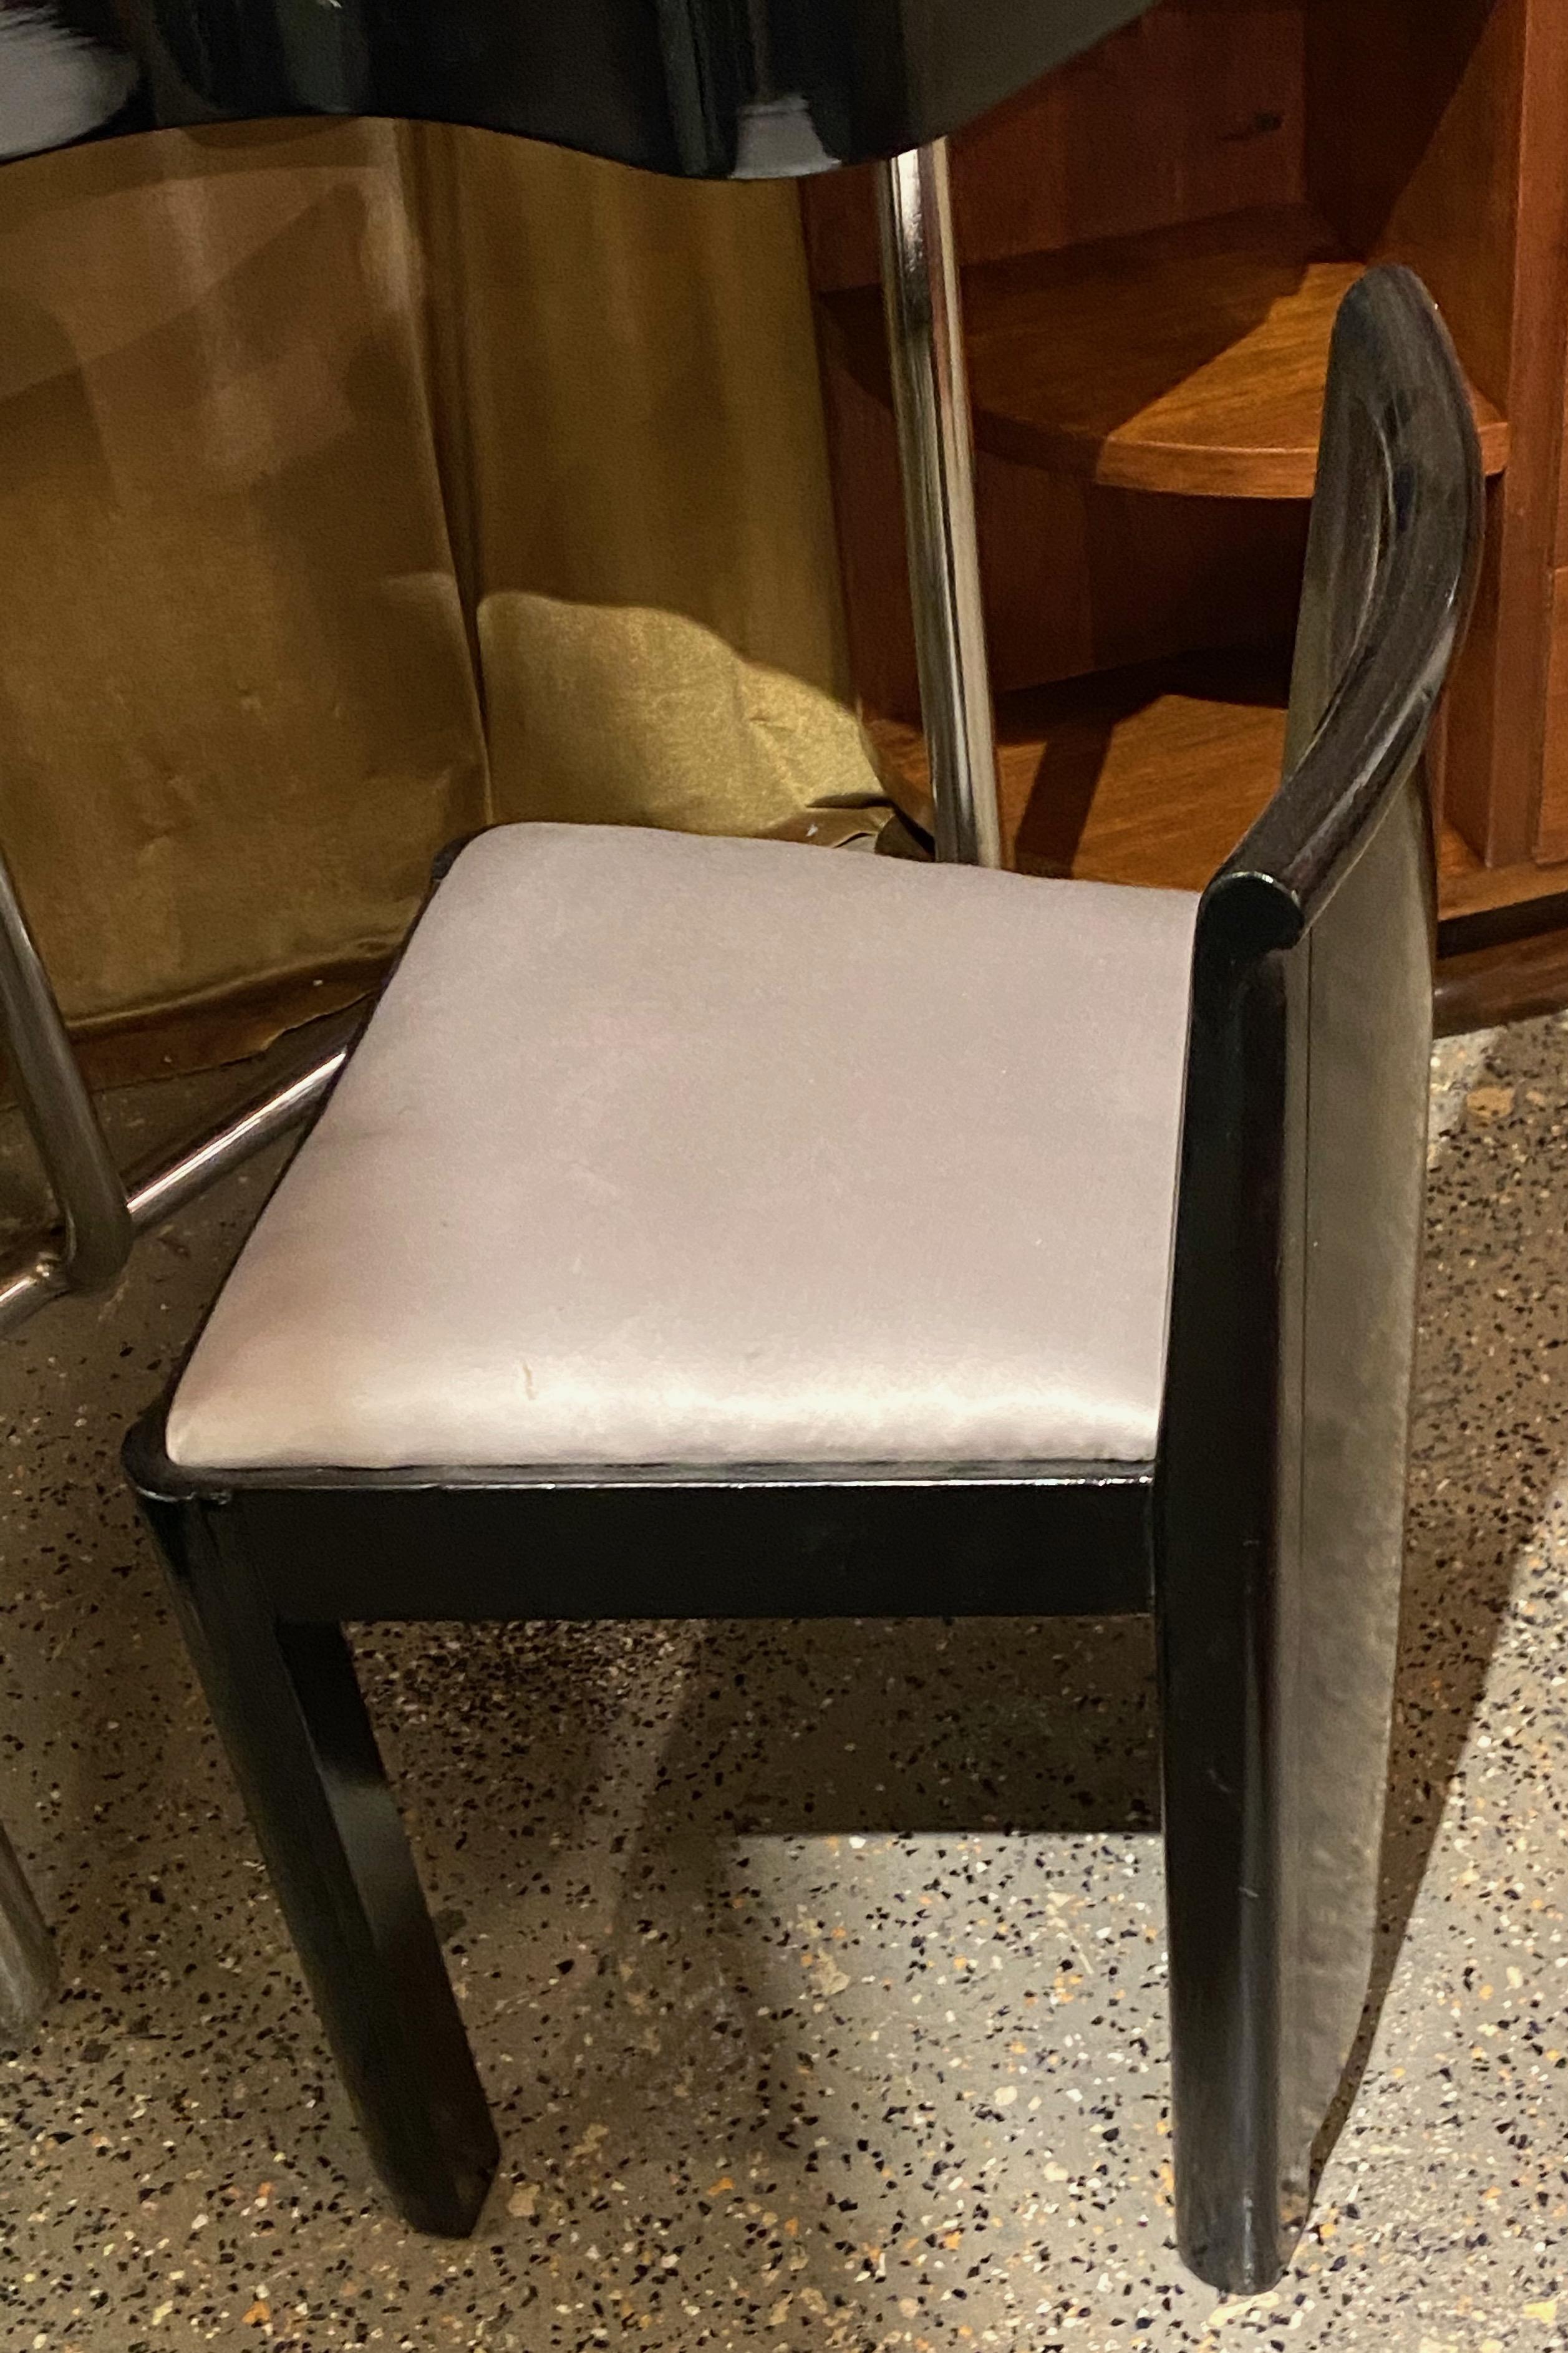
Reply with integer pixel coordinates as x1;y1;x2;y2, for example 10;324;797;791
0;116;875;1078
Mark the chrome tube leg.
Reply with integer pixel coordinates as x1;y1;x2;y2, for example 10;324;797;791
876;141;1002;869
0;848;131;1292
0;1046;348;1343
0;1819;57;2049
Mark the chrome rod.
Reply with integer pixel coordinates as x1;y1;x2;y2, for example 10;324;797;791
0;848;132;1290
876;142;1002;869
0;1036;347;2053
0;1045;346;1341
123;1047;346;1231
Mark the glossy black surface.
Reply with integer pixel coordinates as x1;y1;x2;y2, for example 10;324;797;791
1158;266;1482;2289
124;266;1482;2288
0;0;1158;176
124;1444;1154;2238
151;1486;500;2235
125;1452;1157;1625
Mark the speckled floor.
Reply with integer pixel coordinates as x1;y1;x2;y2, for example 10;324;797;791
1;1015;1567;2353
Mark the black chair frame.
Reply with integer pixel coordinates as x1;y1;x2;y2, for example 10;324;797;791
125;266;1480;2293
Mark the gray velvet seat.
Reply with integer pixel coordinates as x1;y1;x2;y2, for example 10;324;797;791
167;824;1198;1474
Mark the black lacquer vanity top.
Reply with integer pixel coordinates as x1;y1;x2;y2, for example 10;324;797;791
1;0;1155;176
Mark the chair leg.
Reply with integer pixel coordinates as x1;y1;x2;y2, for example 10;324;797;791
1158;1601;1290;2294
1159;1430;1410;2296
148;1495;498;2235
1159;1532;1401;2294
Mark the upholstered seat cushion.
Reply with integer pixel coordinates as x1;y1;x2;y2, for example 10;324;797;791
167;824;1199;1472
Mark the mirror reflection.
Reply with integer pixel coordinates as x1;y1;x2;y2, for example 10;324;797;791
0;2;142;162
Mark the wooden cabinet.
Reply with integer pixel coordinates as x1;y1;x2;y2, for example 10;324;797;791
800;0;1568;1030
1542;577;1568;864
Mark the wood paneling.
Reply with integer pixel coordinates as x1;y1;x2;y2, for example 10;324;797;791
1557;360;1568;558
1438;840;1568;919
802;0;1305;293
803;0;1568;1007
1537;564;1568;862
820;208;1507;501
979;476;1307;695
816;313;1310;716
1309;0;1568;869
1434;920;1568;1033
869;650;1290;887
1306;0;1520;407
1453;0;1568;867
865;645;1512;917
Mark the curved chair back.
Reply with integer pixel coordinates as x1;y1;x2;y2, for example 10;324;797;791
9;0;1156;176
1158;264;1483;2288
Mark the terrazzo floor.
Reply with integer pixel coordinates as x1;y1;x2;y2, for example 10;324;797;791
0;1014;1566;2353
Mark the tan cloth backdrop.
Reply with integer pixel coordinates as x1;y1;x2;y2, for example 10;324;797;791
0;116;874;1078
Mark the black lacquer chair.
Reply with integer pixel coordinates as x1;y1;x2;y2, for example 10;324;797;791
0;0;1159;2044
0;0;1481;2291
125;266;1481;2293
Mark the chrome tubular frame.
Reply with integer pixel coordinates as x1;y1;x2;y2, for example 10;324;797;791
876;141;1002;869
0;839;346;2036
0;849;133;1293
0;1043;347;1341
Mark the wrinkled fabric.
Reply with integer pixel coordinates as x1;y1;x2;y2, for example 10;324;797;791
0;120;870;1072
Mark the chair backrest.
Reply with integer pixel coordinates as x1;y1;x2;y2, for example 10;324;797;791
5;0;1158;176
1157;264;1481;2281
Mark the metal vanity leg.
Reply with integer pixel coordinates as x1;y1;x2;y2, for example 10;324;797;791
0;847;133;1296
0;1817;57;2047
0;836;347;2034
0;841;130;2038
876;140;1002;869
